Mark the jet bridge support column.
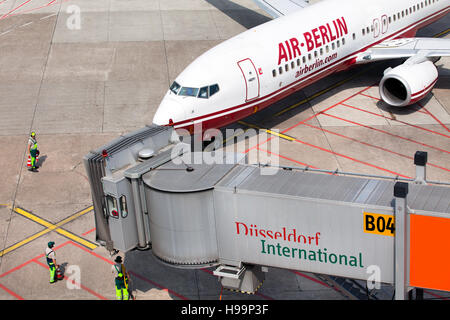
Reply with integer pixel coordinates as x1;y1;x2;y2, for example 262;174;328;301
131;178;148;249
394;182;409;300
414;151;427;185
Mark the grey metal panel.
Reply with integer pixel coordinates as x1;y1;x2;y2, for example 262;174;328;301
143;161;237;193
423;187;448;213
224;166;257;188
146;188;218;265
102;176;139;252
409;185;434;211
214;165;450;215
363;180;393;206
124;147;180;179
409;184;450;213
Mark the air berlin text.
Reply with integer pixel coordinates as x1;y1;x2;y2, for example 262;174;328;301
278;16;348;65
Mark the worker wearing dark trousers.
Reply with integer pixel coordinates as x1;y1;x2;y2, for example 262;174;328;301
112;256;129;300
46;242;57;283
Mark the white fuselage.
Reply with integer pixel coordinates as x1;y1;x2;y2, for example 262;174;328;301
152;0;449;131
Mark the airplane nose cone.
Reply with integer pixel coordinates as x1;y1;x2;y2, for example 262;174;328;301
152;107;171;126
152;95;186;126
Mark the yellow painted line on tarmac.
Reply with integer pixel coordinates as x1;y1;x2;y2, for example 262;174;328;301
434;28;450;38
0;229;51;257
0;206;96;257
15;206;97;249
238;121;296;142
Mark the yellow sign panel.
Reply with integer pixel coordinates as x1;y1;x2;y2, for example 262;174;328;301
363;212;395;236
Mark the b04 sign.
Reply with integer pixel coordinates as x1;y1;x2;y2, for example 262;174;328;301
364;212;395;236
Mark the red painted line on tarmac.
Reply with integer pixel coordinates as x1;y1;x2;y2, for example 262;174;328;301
303;122;450;172
359;92;381;101
68;241;113;264
257;147;320;169
0;0;32;19
418;102;450;133
322;112;450;154
290;135;411;178
290;270;347;295
8;0;68;16
424;290;450;300
68;241;190;300
0;282;24;300
0;259;35;279
82;228;96;236
0;241;72;299
281;84;377;135
32;259;108;300
129;271;190;300
0;241;71;278
341;103;450;138
244;84;377;154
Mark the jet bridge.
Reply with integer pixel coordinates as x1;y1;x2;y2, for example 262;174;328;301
84;126;450;300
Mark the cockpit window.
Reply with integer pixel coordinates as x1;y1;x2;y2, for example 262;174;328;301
209;84;219;97
179;87;199;97
170;81;181;94
199;86;208;99
170;82;219;99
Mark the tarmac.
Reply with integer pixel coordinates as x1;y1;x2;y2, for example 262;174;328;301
0;0;449;301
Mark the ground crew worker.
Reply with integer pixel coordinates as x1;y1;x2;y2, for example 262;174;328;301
45;242;57;283
28;131;39;172
112;256;129;300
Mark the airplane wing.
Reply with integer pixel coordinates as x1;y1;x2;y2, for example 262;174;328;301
251;0;310;19
356;38;450;63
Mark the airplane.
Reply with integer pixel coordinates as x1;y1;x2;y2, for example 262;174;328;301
152;0;450;133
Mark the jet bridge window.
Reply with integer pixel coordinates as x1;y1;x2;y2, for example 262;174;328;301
119;195;128;218
106;195;119;219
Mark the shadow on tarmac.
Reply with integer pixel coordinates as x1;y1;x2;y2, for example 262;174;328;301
205;0;271;29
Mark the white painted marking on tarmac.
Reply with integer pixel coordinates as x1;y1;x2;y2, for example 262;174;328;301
40;13;57;20
0;28;13;36
19;21;33;28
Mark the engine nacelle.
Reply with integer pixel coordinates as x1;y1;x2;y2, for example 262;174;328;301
379;60;438;107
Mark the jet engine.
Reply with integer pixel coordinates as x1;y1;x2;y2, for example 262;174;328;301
379;60;438;107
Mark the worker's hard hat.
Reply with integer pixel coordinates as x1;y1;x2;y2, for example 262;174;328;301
31;131;36;137
48;241;55;248
114;256;123;263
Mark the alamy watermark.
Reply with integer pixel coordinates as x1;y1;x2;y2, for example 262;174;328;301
66;5;81;30
366;264;381;290
66;265;81;290
170;122;280;175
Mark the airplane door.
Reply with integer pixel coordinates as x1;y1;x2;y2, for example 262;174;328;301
237;58;260;101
